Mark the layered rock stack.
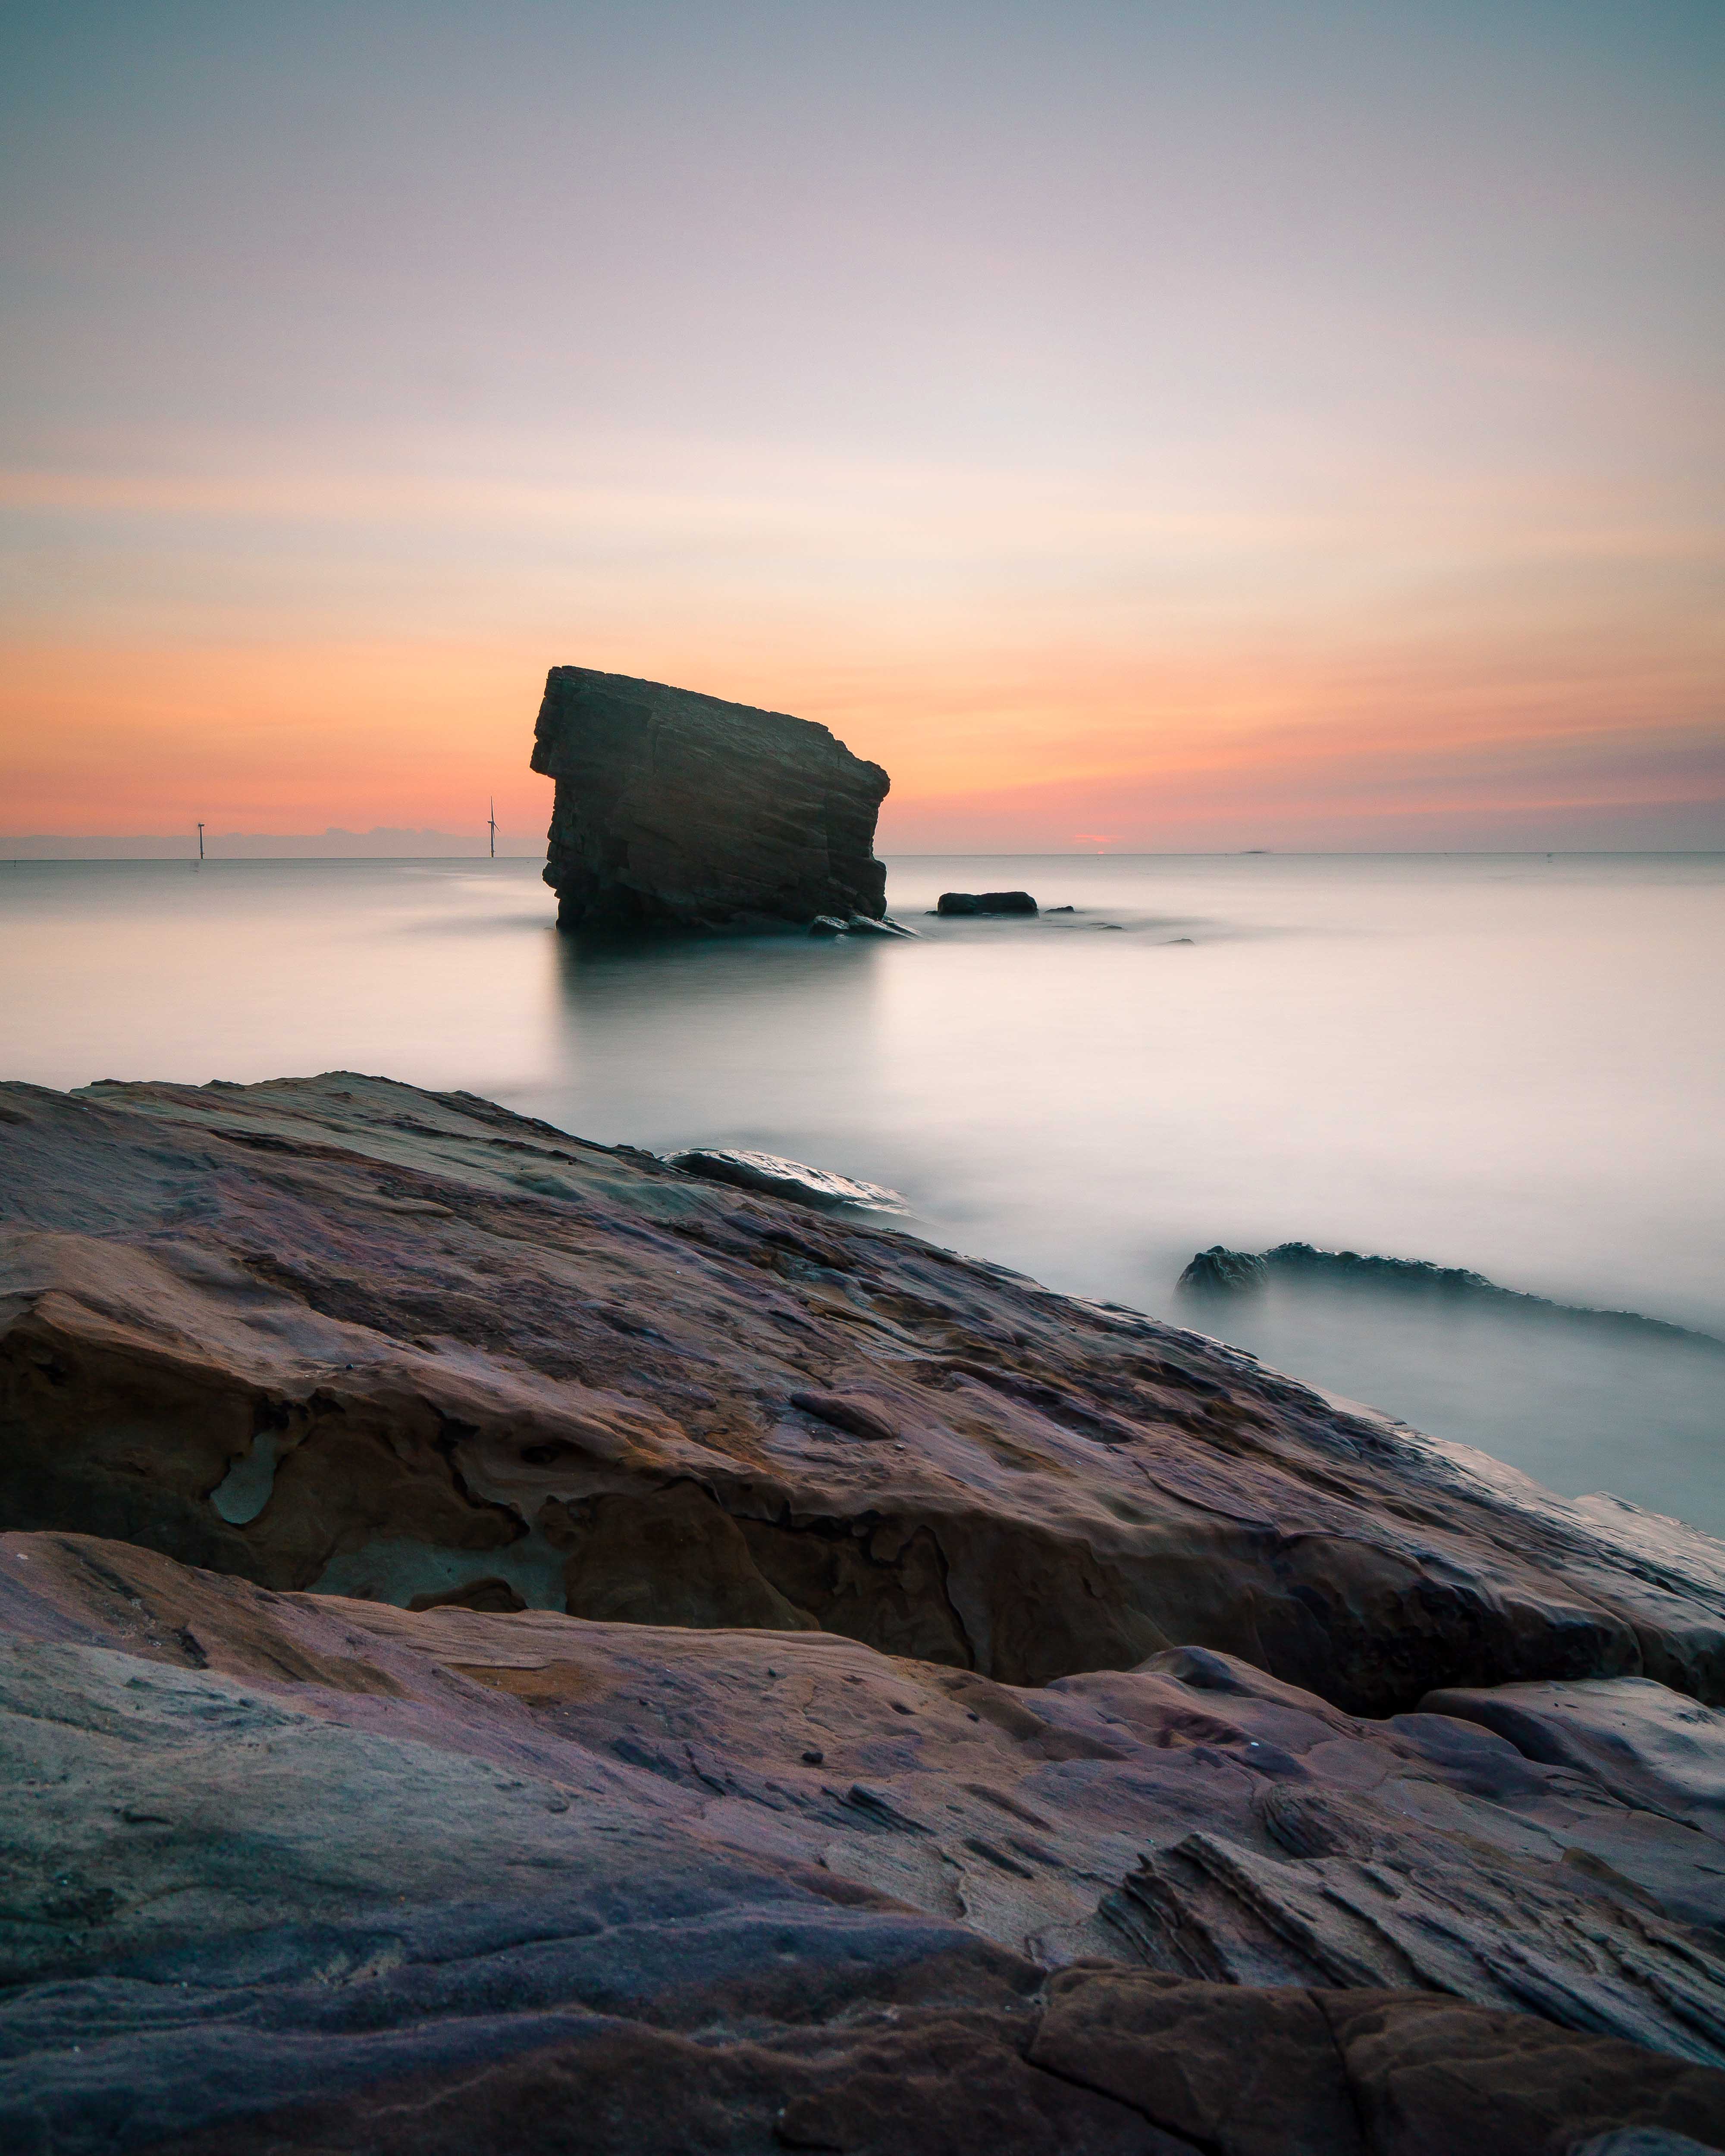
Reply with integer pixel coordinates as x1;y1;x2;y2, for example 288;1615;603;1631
531;666;890;931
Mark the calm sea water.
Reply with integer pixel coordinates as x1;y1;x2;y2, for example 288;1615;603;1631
3;852;1722;1534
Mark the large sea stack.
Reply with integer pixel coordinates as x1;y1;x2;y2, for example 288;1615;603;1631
532;666;890;931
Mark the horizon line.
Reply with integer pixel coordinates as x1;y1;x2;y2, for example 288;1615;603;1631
4;845;1723;862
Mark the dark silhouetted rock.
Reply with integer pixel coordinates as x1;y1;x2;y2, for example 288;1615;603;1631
531;666;889;931
1178;1246;1267;1295
938;890;1039;915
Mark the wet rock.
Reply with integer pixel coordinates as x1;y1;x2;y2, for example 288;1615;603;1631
531;666;890;931
809;915;850;937
1178;1240;1725;1351
1177;1247;1267;1296
665;1144;907;1211
844;912;919;938
938;890;1039;915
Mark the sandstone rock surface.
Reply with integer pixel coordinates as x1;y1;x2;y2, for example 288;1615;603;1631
8;1076;1725;2146
531;666;890;930
4;1073;1725;1720
4;1529;1725;2151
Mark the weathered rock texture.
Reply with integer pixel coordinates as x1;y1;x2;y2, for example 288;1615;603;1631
531;666;889;930
4;1073;1725;1721
4;1529;1725;2151
8;1078;1725;2146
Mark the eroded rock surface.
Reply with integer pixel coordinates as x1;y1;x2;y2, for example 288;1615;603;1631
4;1531;1725;2152
531;666;890;930
4;1072;1725;1720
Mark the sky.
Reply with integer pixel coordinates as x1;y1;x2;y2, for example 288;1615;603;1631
2;0;1721;852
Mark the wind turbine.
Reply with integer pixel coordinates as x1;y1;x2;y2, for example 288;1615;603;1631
488;799;498;859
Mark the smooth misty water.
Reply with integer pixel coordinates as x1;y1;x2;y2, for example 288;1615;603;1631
3;852;1722;1534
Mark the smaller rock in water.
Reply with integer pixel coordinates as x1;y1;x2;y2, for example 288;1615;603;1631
937;890;1038;916
1176;1238;1725;1350
1179;1246;1268;1295
669;1147;907;1213
1047;904;1076;913
808;915;850;937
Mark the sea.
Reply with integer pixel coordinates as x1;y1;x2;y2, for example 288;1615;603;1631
4;851;1722;1536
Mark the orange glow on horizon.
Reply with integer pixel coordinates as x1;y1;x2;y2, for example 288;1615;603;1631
5;615;1719;855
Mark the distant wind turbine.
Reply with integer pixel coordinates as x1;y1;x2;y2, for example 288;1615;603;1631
196;821;204;862
488;799;498;859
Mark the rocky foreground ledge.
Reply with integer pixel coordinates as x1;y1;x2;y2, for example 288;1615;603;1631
4;1075;1725;2150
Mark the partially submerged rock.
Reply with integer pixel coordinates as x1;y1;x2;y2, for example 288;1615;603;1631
1178;1246;1268;1296
842;912;919;938
1176;1240;1723;1349
807;913;919;940
938;890;1039;915
532;666;890;931
4;1072;1725;1717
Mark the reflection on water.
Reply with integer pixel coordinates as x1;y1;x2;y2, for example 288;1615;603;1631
2;851;1722;1532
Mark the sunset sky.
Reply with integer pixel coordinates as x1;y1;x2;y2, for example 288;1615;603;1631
3;1;1721;851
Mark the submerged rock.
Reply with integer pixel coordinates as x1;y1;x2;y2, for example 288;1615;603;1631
1176;1239;1724;1351
938;890;1039;915
532;666;890;931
